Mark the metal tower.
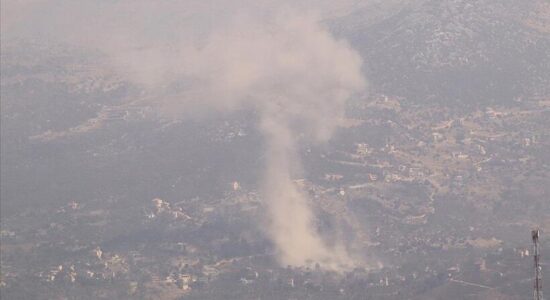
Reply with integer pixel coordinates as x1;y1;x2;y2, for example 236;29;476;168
533;229;543;300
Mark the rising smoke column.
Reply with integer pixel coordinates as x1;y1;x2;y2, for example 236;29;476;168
260;113;354;269
197;13;366;268
104;10;367;269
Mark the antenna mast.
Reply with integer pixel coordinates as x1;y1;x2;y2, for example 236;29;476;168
533;229;543;300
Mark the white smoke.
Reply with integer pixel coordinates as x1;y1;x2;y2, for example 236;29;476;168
155;12;366;269
2;1;367;270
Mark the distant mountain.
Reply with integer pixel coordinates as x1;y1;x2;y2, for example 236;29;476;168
336;0;550;106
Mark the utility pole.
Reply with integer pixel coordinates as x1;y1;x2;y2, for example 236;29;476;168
533;229;543;300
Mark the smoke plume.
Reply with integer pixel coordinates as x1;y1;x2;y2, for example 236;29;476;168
167;12;367;268
2;2;367;269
